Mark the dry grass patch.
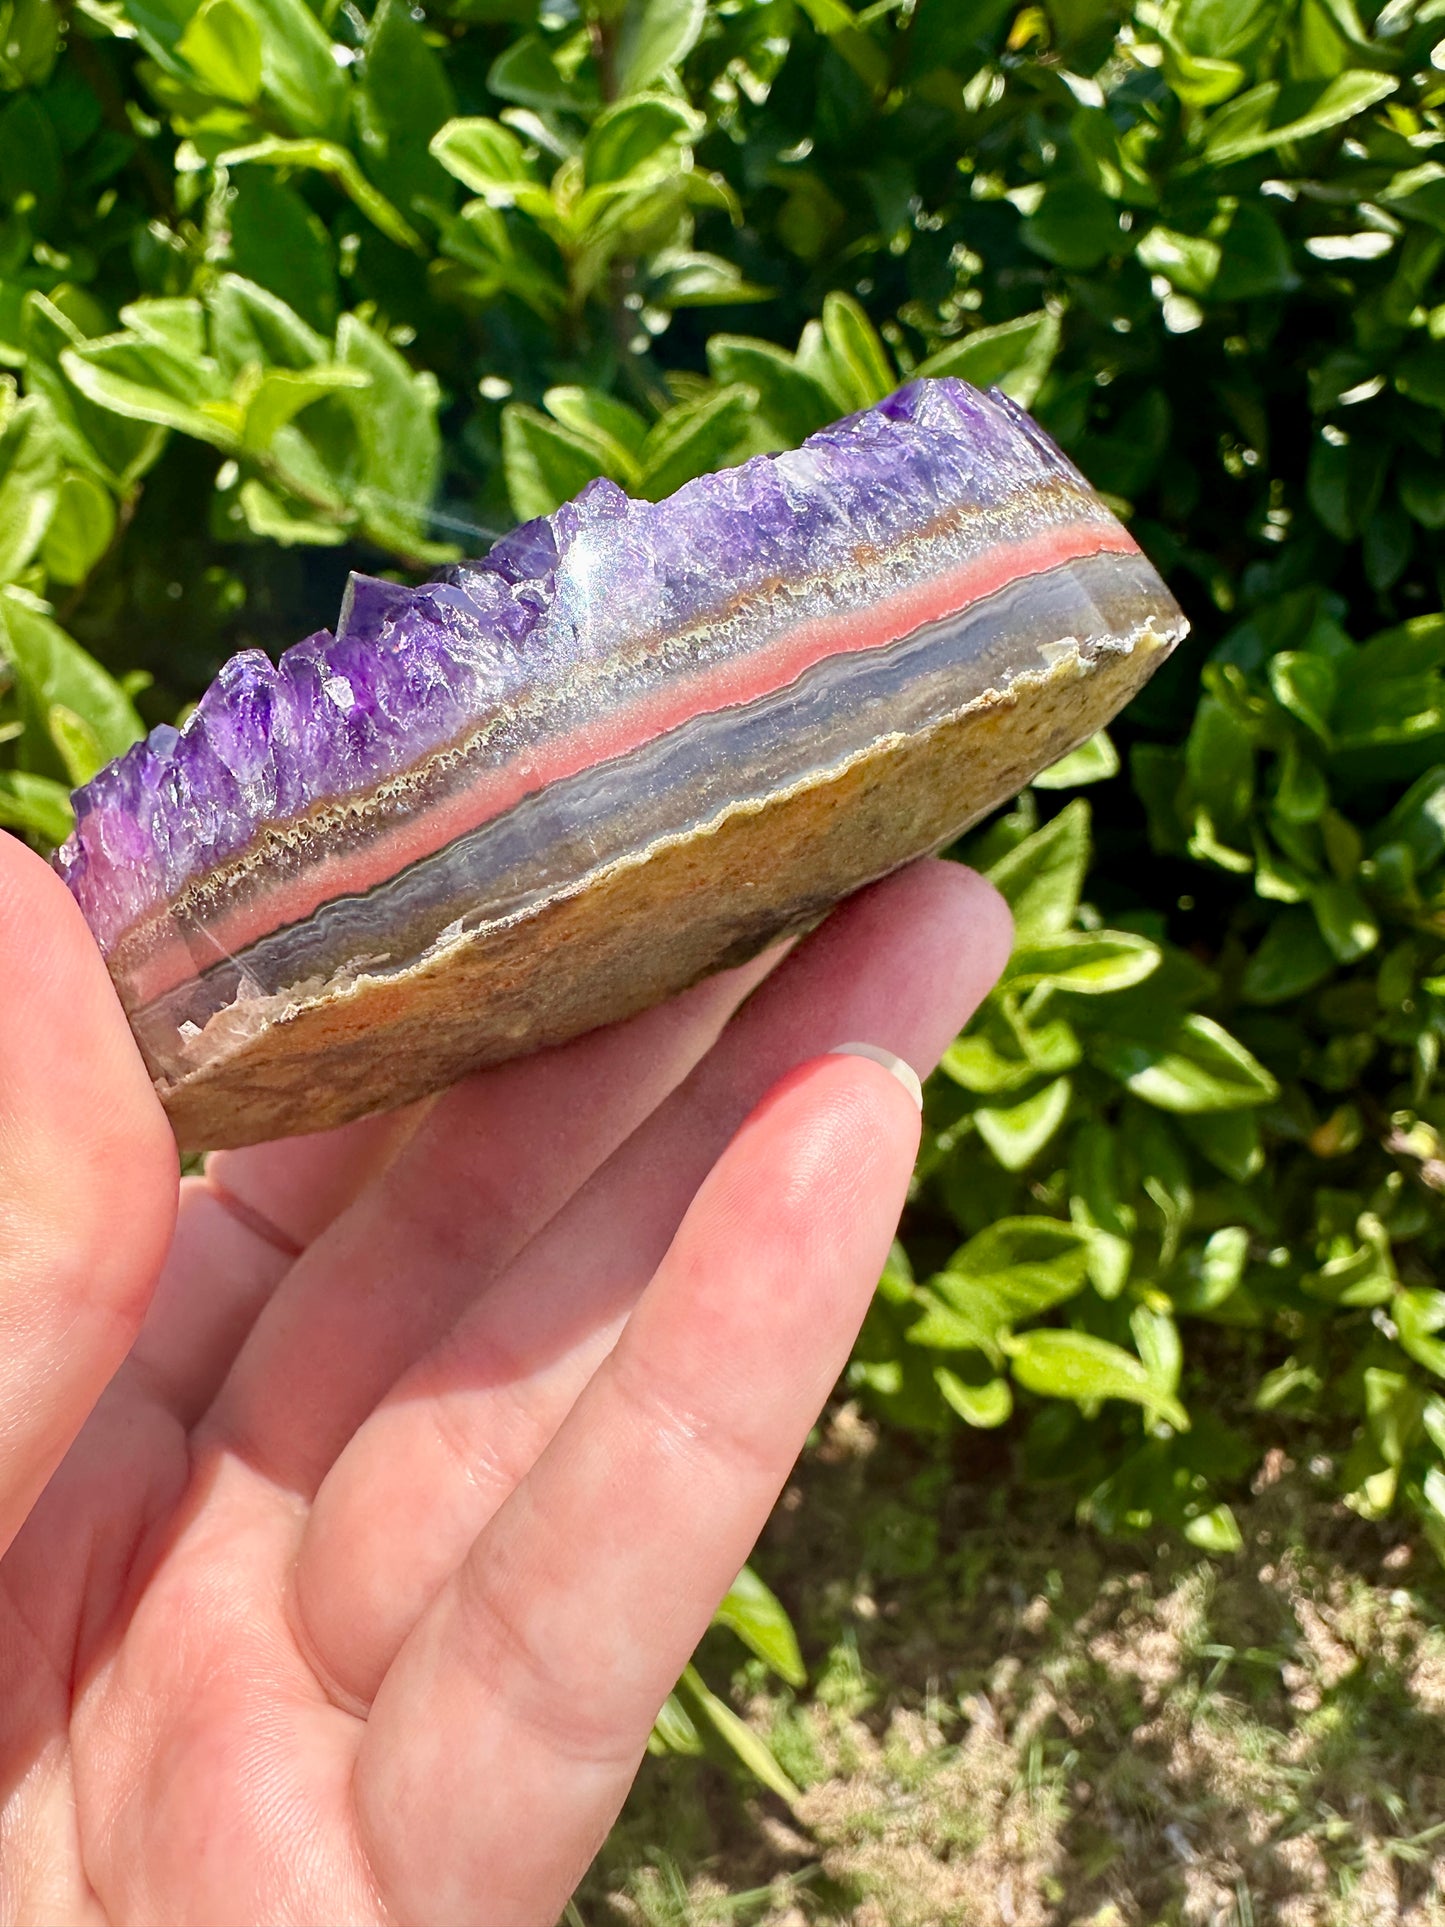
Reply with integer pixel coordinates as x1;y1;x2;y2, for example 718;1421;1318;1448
575;1412;1445;1927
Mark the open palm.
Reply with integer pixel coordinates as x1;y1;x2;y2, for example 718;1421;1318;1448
0;835;1008;1927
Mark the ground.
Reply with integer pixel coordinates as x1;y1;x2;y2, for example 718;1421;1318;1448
572;1407;1445;1927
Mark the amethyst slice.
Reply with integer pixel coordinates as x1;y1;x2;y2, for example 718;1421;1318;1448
57;379;1188;1151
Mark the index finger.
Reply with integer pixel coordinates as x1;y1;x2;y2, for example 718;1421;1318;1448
355;1051;925;1926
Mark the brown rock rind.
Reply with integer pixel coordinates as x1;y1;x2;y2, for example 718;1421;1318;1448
161;631;1174;1151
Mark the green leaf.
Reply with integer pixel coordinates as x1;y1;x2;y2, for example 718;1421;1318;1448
646;250;770;310
1350;613;1445;686
1090;1014;1279;1113
0;0;60;89
1033;730;1119;789
1131;1303;1182;1394
1365;1367;1425;1468
0;767;72;843
940;1014;1080;1096
1274;740;1327;824
713;1567;805;1687
236;477;348;545
543;385;647;482
355;0;457;219
1088;1232;1135;1304
1004;929;1161;996
1397;343;1445;413
335;313;444;558
935;1366;1013;1428
1381;162;1445;235
486;34;597;115
928;1217;1096;1351
1373;767;1445;873
1136;225;1222;297
1004;1329;1190;1430
502;404;609;520
0;392;60;585
218;138;424;252
797;0;858;29
46;700;105;786
61;340;234;450
121;298;208;362
975;1076;1072;1170
649;1691;702;1756
1184;1504;1243;1553
584;95;700;189
819;292;895;410
239;364;369;456
1200;72;1398;163
1311;878;1378;963
0;593;142;776
1179;1225;1251;1313
639;385;753;498
797;0;889;88
917;311;1060;409
1214;202;1298;299
677;1665;800;1805
1268;651;1335;741
985;798;1090;943
1165;45;1247;109
22;295;168;493
39;470;116;586
429;117;541;209
1130;1110;1194;1267
0;91;61;226
1068;1114;1133;1243
704;336;836;447
245;0;349;139
1023;182;1121;271
177;0;262;104
1185;694;1254;836
1240;907;1336;1004
1397;1289;1445;1380
208;274;327;376
615;0;707;94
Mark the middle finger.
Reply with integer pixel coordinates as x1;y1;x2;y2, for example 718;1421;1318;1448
292;860;1010;1709
196;942;788;1495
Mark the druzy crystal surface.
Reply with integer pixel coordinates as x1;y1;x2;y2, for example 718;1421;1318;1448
56;378;1188;1149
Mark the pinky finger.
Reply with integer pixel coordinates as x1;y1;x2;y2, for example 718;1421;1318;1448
354;1049;923;1927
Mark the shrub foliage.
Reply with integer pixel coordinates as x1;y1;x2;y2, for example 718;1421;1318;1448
3;0;1445;1712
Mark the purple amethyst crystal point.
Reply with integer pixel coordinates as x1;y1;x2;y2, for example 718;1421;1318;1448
336;574;415;648
471;514;558;586
56;377;1187;1150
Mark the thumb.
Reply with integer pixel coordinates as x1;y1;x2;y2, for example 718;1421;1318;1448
0;831;177;1555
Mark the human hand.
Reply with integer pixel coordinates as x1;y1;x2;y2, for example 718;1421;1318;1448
0;832;1009;1926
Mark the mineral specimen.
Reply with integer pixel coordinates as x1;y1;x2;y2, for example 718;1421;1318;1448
57;378;1188;1150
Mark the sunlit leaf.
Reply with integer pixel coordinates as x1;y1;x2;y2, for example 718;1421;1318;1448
713;1567;805;1687
1005;1330;1190;1430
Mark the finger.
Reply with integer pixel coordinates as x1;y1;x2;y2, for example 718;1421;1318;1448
124;1106;430;1425
0;833;176;1555
355;1052;921;1927
200;941;790;1492
295;860;1010;1708
206;1103;431;1252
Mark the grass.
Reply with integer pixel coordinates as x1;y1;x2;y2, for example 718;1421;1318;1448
574;1410;1445;1927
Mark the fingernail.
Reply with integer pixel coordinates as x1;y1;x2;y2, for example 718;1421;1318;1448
829;1042;924;1111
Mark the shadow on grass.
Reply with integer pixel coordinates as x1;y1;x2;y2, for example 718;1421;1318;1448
575;1411;1445;1927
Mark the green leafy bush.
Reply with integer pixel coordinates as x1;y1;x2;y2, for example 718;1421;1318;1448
2;0;1445;1764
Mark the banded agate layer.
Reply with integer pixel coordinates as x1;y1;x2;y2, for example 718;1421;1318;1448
56;378;1188;1148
